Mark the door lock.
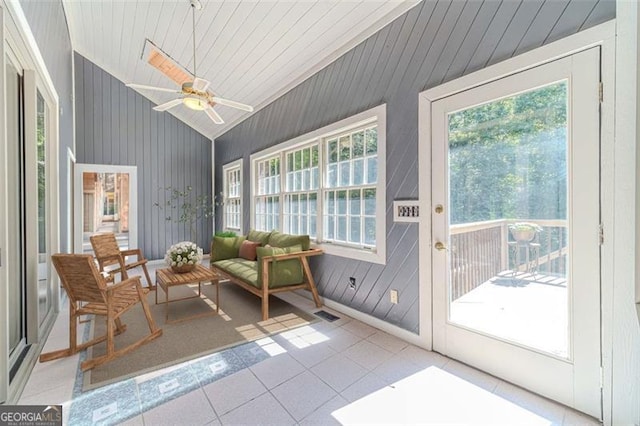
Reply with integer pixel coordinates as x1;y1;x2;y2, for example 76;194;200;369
434;205;444;214
434;241;447;251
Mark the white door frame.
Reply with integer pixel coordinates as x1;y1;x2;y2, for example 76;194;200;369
418;20;615;423
0;0;61;404
432;49;600;415
73;164;138;254
0;5;9;405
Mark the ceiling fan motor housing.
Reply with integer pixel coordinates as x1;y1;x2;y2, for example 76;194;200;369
182;82;212;101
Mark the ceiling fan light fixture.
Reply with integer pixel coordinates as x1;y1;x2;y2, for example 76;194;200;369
130;0;253;125
183;95;207;111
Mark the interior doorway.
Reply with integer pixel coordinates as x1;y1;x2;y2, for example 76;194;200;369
74;164;137;254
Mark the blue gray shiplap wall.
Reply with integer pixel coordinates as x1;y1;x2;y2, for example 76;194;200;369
74;53;212;259
19;0;74;252
214;0;615;333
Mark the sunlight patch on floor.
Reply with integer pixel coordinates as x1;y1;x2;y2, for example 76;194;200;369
279;325;330;349
253;337;287;356
332;367;555;425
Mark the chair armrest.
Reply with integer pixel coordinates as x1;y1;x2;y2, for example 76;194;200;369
121;248;144;260
260;248;323;263
106;276;142;294
259;248;322;289
95;254;126;272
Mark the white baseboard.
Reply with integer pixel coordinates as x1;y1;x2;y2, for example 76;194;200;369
321;298;426;349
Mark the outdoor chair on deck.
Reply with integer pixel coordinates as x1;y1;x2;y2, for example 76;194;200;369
90;232;154;289
40;254;162;371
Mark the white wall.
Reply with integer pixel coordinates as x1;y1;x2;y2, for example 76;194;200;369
613;1;640;424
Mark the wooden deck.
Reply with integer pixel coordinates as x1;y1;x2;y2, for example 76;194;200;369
450;219;568;300
450;270;568;358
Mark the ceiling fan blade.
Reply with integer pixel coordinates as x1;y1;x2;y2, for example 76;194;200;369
126;83;180;94
153;98;183;112
211;96;254;112
192;78;210;92
205;107;225;124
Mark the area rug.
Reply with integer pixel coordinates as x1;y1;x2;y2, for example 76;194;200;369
82;281;317;390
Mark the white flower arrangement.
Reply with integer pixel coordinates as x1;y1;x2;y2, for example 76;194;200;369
164;241;204;267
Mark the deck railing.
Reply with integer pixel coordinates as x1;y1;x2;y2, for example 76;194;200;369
449;219;567;300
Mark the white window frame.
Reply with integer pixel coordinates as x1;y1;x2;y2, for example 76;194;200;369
254;155;281;232
222;159;243;234
250;104;386;264
283;144;319;238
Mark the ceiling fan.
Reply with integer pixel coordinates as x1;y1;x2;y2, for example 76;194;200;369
126;0;253;124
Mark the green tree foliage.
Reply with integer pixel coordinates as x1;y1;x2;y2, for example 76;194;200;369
448;82;568;225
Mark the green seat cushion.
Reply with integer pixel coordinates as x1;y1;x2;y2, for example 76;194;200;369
256;244;304;289
268;231;310;251
212;258;258;288
247;229;272;246
211;236;246;261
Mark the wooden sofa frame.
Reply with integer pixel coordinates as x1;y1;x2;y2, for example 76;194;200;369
211;248;323;320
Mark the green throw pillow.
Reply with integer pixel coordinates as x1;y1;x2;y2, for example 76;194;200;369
256;244;304;289
211;236;246;261
247;229;272;246
268;231;310;251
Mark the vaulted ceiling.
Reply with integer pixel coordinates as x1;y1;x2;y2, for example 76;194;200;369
62;0;420;140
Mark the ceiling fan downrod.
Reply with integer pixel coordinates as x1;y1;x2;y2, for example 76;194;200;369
190;0;201;79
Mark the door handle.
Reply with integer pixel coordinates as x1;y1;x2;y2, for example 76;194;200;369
434;242;447;251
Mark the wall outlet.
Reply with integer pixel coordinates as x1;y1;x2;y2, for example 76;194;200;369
390;289;399;304
349;277;356;290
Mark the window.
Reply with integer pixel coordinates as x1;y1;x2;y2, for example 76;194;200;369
255;156;280;232
324;126;377;247
251;105;386;264
223;159;243;233
284;145;319;237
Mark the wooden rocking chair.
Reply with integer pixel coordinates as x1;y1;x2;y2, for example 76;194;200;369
90;233;154;289
40;254;162;371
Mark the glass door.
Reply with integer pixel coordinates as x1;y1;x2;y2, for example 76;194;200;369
432;48;601;417
1;7;60;402
446;79;570;357
36;90;51;326
5;53;27;374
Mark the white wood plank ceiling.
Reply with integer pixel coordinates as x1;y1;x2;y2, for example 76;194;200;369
63;0;420;140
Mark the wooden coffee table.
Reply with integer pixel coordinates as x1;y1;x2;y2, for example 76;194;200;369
155;264;219;324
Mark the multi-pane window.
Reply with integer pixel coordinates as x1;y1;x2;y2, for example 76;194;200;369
255;156;280;232
284;145;319;237
324;126;377;247
250;105;386;263
223;161;242;231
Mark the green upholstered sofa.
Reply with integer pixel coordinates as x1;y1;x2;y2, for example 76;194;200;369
210;230;323;320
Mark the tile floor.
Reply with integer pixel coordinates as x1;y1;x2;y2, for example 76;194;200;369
18;275;601;425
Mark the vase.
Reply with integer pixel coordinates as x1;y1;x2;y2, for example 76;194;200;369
511;229;536;243
171;264;196;274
